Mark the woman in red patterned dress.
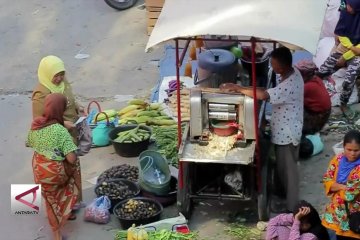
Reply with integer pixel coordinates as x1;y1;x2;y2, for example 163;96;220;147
27;93;81;240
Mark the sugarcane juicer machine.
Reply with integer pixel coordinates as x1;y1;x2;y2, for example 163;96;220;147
189;87;256;145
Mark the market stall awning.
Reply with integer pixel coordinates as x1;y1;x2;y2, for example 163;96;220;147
146;0;328;54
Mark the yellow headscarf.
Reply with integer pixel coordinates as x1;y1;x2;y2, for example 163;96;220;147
38;55;66;93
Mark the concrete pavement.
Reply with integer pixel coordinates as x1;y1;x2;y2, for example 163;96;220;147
0;0;344;239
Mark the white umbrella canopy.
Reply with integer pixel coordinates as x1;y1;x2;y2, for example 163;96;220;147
146;0;328;54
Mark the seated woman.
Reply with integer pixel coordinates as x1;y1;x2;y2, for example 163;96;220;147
322;130;360;240
27;93;81;240
295;60;331;135
266;200;330;240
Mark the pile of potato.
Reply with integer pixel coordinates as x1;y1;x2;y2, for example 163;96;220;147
115;199;158;220
95;180;138;200
97;164;139;183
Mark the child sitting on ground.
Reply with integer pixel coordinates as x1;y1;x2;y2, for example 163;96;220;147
266;200;330;240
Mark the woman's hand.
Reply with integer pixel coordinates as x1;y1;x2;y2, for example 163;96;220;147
219;83;241;93
64;120;75;130
330;182;347;192
350;46;360;56
336;57;347;68
295;207;311;221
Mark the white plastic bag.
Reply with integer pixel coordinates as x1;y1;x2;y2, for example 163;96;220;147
84;196;111;224
320;0;340;39
313;37;336;68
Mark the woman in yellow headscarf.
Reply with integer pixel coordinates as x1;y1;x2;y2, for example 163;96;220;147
32;55;84;214
32;55;85;127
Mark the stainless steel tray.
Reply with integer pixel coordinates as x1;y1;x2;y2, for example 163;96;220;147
178;123;255;165
179;140;255;164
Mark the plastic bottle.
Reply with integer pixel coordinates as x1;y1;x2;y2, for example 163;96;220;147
127;224;148;240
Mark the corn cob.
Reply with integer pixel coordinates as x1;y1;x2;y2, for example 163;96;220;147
136;110;160;117
128;99;147;106
149;103;161;110
118;105;142;116
121;109;144;118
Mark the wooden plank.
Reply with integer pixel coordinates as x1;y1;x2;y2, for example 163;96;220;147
147;11;161;19
147;18;158;27
147;26;154;35
145;0;165;7
146;6;162;11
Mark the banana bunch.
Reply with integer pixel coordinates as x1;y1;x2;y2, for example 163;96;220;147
118;99;175;126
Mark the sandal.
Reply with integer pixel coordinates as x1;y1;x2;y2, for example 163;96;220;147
341;106;357;121
68;213;77;221
72;202;86;211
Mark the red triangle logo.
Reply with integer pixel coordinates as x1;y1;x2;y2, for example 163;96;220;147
15;186;40;211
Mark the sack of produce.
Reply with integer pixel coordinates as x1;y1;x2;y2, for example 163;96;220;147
84;196;111;224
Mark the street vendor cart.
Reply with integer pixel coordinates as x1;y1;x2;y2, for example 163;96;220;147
146;0;327;221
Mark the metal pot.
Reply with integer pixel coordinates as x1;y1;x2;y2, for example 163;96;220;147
195;49;238;88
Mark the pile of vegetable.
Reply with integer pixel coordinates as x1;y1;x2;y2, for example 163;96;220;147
114;126;151;143
152;125;179;167
118;99;176;126
147;230;197;240
114;229;198;240
165;88;190;122
95;180;137;200
224;224;262;240
114;199;159;220
97;164;139;183
165;80;185;97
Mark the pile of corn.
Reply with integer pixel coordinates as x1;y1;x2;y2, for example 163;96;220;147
118;99;176;127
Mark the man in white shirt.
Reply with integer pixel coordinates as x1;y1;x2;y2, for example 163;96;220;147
220;47;304;211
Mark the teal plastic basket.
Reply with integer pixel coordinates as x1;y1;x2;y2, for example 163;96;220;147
138;150;171;195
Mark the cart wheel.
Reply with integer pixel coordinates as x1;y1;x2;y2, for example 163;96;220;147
177;162;193;219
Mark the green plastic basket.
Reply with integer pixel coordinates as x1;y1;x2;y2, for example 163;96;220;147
139;150;171;195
